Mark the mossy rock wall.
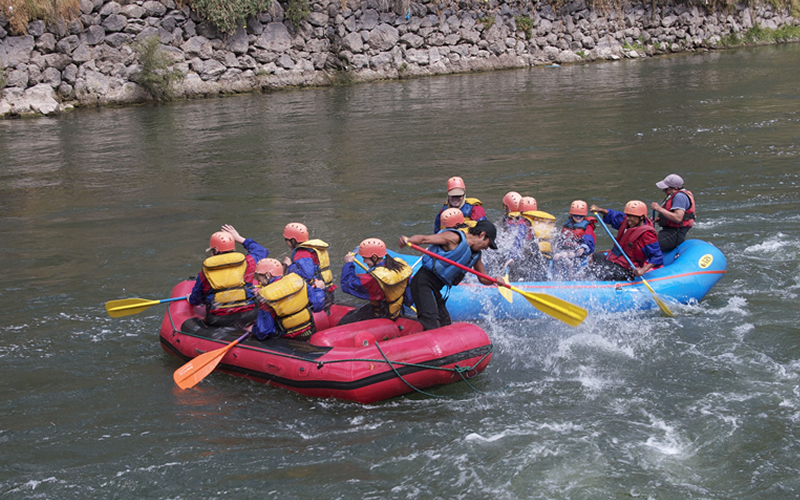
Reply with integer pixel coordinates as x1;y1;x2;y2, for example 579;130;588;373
0;0;798;116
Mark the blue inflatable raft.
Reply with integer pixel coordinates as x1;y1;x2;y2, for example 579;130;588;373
380;239;726;321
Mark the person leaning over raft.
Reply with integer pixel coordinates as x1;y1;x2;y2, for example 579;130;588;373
282;222;336;311
399;220;501;331
188;224;269;328
433;176;487;233
650;173;696;253
590;201;663;281
251;258;325;341
339;238;413;325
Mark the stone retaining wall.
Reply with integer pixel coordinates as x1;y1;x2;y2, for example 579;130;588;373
0;0;797;116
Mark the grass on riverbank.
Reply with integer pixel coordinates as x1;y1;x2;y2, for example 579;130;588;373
721;24;800;45
1;0;798;36
0;0;79;35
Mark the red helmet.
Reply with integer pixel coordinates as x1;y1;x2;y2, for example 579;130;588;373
624;200;647;217
283;222;309;243
519;196;537;212
255;258;283;277
358;238;387;260
440;208;465;228
502;191;522;212
207;231;235;253
446;176;466;196
569;200;588;216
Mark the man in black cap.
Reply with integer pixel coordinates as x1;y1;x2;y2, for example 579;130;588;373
399;220;500;330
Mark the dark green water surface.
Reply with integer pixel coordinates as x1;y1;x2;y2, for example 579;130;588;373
1;44;799;499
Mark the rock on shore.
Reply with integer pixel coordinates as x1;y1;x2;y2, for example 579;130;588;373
0;0;797;117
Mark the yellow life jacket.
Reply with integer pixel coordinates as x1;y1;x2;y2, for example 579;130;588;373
521;210;556;258
465;197;482;208
456;219;477;235
297;239;333;287
259;273;313;336
202;252;250;310
369;259;413;320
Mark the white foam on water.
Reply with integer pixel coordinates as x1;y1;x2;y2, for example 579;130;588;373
706;296;749;316
464;430;511;442
743;232;798;261
640;413;689;457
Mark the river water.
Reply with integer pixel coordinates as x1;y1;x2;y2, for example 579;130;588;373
1;43;799;499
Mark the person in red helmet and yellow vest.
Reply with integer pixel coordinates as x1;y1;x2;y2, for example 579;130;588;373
650;174;695;253
590;201;663;281
188;224;269;328
339;238;413;325
282;222;336;311
251;258;325;341
433;176;487;233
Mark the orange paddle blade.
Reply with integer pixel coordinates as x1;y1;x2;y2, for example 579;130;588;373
173;333;249;389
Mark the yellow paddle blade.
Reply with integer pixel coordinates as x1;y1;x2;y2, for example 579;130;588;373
173;339;243;390
640;278;675;317
498;274;513;303
509;285;588;327
520;210;556;221
105;298;160;318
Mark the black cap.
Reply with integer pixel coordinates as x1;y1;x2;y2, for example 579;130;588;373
473;220;498;249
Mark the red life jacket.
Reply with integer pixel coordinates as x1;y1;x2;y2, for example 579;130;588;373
657;189;695;228
560;217;596;247
606;218;658;270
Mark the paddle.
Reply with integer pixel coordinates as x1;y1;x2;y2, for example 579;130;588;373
105;296;187;318
350;253;417;313
404;241;587;327
498;263;513;303
173;331;250;389
592;212;675;317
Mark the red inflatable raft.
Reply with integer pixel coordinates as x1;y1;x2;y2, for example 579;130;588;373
159;281;493;403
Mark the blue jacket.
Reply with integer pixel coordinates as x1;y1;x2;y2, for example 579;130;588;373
252;277;325;340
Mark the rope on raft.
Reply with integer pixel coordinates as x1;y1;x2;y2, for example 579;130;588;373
166;306;493;397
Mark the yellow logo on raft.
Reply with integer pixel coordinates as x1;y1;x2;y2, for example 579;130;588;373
698;254;713;269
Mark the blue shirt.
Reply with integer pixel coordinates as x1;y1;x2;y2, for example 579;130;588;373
252;278;325;340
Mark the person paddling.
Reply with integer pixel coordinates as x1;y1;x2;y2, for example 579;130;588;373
651;174;695;253
399;220;500;331
590;201;663;281
339;238;413;325
188;224;269;328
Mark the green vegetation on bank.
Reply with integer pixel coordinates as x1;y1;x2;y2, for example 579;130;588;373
514;15;534;38
130;35;184;100
0;0;799;41
721;24;800;45
0;0;79;35
189;0;271;32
